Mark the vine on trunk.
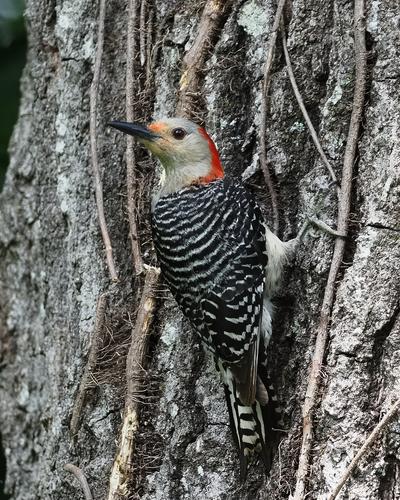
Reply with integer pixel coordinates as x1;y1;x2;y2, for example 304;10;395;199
259;0;287;235
329;396;400;499
89;0;118;282
108;0;231;497
291;1;367;498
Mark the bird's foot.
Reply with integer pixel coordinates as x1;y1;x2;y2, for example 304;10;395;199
285;216;346;254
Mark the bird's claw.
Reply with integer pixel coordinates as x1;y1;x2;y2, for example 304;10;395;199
305;216;346;239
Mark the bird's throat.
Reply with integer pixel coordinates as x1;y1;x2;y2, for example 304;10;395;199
152;159;223;208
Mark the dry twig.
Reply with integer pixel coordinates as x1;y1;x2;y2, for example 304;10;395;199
139;0;147;67
259;0;287;234
107;266;160;499
126;0;144;275
177;0;232;118
291;2;367;498
108;2;232;496
107;1;162;496
329;397;400;500
280;22;340;196
90;0;118;282
64;463;93;500
70;294;108;437
145;7;154;82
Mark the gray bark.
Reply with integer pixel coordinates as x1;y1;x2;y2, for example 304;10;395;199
0;0;399;499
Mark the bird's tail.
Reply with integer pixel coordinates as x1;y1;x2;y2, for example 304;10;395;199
217;361;278;480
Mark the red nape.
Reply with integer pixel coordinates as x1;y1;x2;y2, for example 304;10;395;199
198;127;224;183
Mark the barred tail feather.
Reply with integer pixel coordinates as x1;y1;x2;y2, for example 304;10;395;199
220;365;275;480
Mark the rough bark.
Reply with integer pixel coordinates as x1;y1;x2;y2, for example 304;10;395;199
0;1;399;499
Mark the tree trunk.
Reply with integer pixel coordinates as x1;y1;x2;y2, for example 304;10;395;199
1;1;399;499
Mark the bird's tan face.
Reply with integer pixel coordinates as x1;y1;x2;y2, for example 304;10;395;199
140;119;211;171
109;117;224;195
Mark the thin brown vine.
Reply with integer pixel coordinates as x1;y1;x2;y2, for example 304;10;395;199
291;1;367;498
259;0;287;234
90;0;118;282
329;397;400;500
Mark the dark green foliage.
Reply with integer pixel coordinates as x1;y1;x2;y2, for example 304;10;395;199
0;0;26;189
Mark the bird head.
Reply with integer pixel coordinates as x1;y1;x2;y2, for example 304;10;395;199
109;117;224;196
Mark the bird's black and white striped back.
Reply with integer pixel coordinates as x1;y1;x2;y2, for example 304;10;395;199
152;178;276;476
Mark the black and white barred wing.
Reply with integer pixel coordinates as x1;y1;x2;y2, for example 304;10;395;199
200;183;268;405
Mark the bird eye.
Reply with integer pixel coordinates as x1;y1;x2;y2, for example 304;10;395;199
172;128;186;140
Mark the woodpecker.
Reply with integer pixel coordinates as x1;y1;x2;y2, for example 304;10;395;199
108;117;337;478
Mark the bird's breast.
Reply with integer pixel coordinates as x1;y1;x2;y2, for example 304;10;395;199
151;181;230;291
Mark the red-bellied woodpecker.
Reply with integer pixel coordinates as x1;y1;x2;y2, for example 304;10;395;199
109;117;342;478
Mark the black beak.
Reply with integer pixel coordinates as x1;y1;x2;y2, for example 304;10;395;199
107;120;158;141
